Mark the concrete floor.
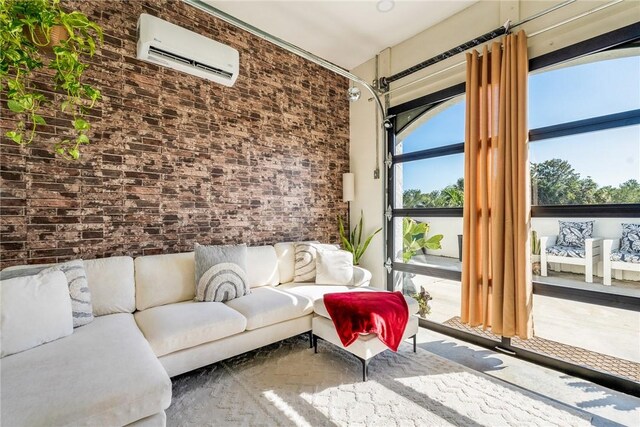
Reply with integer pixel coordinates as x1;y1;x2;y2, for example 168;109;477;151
414;327;640;426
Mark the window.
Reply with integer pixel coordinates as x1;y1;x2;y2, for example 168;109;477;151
389;88;465;275
386;26;640;395
529;47;640;209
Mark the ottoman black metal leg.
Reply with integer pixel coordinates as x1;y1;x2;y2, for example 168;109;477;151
313;335;318;353
359;358;369;382
412;334;417;353
308;330;313;348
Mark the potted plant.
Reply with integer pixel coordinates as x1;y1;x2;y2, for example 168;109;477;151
411;286;432;318
338;211;382;265
1;0;103;159
402;217;443;262
531;230;541;275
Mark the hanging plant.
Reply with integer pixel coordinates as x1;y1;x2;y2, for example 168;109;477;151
0;0;103;159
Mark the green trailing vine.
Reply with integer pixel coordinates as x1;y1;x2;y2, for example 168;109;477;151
0;0;103;159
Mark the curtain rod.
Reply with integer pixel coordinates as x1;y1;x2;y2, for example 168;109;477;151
182;0;389;126
376;0;624;98
379;0;576;89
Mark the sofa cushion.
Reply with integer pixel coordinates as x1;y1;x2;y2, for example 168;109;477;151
1;256;136;316
1;270;73;357
225;286;313;330
610;249;640;263
135;301;247;357
135;252;195;311
247;245;279;288
556;220;594;248
546;245;585;258
277;282;363;302
84;256;136;315
620;223;640;253
195;244;249;302
274;242;298;284
0;313;171;427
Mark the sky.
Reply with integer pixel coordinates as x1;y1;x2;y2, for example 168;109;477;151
398;55;640;196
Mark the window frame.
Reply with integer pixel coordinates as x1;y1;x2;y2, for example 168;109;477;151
386;84;466;284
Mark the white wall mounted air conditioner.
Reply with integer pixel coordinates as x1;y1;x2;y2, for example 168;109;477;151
137;13;239;87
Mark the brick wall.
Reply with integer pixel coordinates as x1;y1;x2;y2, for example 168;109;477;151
0;0;350;268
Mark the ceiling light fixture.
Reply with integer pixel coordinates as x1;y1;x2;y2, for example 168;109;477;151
376;0;395;13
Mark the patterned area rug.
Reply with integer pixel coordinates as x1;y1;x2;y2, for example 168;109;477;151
167;336;594;426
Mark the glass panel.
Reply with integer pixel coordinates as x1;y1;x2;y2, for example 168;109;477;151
530;125;640;205
393;271;461;324
530;52;640;129
392;216;462;273
395;95;465;155
395;154;464;208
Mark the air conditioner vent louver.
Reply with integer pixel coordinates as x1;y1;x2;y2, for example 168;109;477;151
137;14;239;86
148;46;233;79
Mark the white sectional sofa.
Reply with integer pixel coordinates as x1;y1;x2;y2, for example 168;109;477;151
1;256;172;427
1;242;389;426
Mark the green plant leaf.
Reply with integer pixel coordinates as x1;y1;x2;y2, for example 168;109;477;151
424;234;444;250
358;227;381;264
33;114;46;125
7;100;25;112
72;118;89;131
6;131;22;144
77;133;89;144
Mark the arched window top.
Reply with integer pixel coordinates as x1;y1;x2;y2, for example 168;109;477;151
395;94;465;155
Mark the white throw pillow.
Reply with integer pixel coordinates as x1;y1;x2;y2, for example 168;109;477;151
293;243;338;282
1;270;73;357
315;249;354;285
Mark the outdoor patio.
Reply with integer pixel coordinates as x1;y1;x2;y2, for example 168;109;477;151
409;253;640;294
400;259;640;381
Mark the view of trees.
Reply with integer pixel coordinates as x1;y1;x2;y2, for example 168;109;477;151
403;159;640;207
403;178;464;208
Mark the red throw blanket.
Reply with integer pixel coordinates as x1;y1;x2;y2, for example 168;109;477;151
323;291;409;352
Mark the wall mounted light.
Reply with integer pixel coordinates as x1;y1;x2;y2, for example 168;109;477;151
343;173;355;202
347;86;361;102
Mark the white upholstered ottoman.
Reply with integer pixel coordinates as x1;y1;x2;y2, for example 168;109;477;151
312;295;419;381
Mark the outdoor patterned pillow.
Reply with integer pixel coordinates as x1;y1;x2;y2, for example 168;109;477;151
194;243;249;302
620;223;640;253
556;220;594;248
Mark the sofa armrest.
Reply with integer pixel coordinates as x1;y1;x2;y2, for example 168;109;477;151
352;266;372;287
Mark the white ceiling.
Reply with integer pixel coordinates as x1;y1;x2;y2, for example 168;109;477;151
203;1;477;70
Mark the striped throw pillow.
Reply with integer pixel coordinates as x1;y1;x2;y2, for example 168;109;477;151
195;244;249;302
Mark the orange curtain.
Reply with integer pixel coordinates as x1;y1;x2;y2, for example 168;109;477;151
461;30;532;339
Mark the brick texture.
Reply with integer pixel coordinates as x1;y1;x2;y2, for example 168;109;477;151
0;0;350;268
